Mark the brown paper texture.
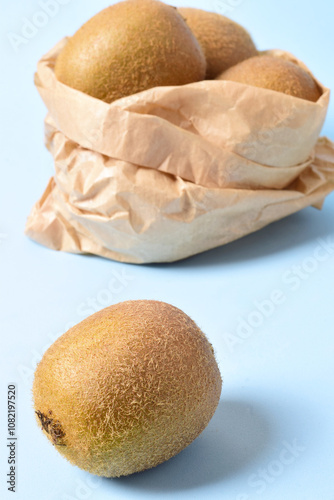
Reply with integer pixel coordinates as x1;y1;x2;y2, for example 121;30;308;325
25;39;334;263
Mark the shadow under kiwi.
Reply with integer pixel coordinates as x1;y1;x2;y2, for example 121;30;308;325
110;398;275;491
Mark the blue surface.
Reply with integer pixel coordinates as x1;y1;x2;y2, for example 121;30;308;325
1;1;334;499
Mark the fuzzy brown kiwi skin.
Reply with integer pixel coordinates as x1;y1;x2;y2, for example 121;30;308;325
33;300;222;477
54;0;206;103
178;7;257;79
217;55;322;102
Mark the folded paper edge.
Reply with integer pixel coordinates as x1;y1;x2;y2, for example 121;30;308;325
25;135;334;264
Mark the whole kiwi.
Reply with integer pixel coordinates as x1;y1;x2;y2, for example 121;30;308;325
178;7;257;79
54;0;206;103
33;300;222;477
217;55;322;102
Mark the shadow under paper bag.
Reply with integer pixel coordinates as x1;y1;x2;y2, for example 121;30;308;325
25;39;334;263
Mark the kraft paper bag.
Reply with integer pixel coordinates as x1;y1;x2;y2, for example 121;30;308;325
25;39;334;263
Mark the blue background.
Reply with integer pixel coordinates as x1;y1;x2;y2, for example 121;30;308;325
1;1;334;499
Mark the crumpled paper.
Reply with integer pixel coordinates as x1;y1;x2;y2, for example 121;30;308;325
25;39;334;263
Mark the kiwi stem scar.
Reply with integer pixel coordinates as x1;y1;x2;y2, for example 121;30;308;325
35;410;66;446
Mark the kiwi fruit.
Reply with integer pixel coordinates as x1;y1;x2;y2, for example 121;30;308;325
178;7;257;79
217;55;322;102
33;300;222;477
54;0;206;103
